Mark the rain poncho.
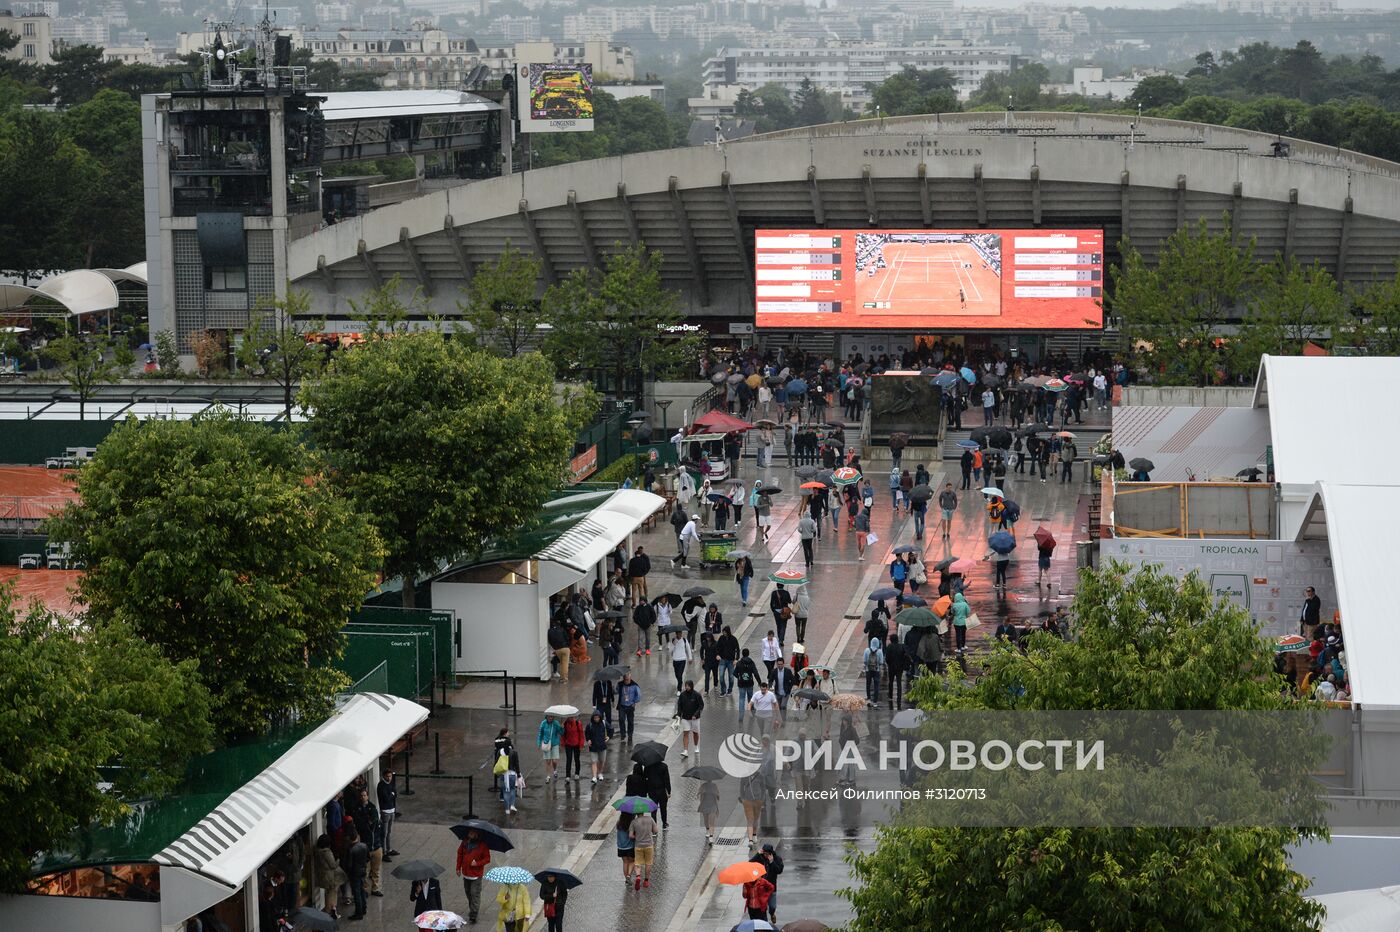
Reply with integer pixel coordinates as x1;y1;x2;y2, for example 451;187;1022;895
950;592;971;627
495;882;531;931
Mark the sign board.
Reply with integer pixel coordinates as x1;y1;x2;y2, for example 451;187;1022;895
518;62;594;133
1098;538;1336;639
754;229;1104;330
569;444;599;483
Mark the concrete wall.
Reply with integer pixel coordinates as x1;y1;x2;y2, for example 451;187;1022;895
433;579;541;680
645;381;713;430
1119;386;1257;407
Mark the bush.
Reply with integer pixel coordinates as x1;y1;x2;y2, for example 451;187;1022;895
592;452;641;486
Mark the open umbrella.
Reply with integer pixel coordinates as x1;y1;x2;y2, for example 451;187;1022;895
909;484;933;503
955;439;981;450
832;466;861;485
890;709;927;731
1237;466;1263;479
933;371;961;390
683;585;715;598
768;569;809;585
988;531;1016;554
711;371;728;383
414;910;466;930
920;366;939;376
892;544;918;554
719;861;768;885
980;486;1004;497
596;609;627;619
932;556;957;571
983;373;1002;388
533;868;583;890
707;492;733;503
932;595;952;617
725;549;752;560
449;820;514;852
971;427;1013;449
781;922;829;932
828;693;869;711
959;366;976;384
630;741;668;765
731;921;776;932
1066;372;1088;384
1033;526;1056;549
1054;431;1076;440
684;765;728;780
1016;425;1042;437
484;866;535;885
545;704;579;717
869;587;900;601
760;484;783;495
655;593;684;606
592;664;630;681
614;795;660;813
727;373;745;384
795;465;818;479
949;557;979;573
900;594;928;607
896;606;940;628
800;481;826;491
290;907;339;931
792;688;830;702
656;623;688;635
746;374;762;389
1129;458;1154;472
754;418;778;428
1045;378;1068;392
392;859;446;881
1275;634;1309;653
786;378;808;395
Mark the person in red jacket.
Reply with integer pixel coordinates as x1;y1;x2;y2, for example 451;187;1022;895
742;874;775;921
562;715;586;782
454;830;491;925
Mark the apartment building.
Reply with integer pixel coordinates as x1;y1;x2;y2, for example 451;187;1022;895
0;10;53;66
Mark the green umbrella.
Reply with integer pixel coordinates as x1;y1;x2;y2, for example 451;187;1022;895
895;606;940;628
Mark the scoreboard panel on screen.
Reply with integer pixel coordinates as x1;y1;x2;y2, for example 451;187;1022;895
754;229;1105;330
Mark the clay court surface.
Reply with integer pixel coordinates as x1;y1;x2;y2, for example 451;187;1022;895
0;568;83;616
0;466;77;520
856;242;1002;317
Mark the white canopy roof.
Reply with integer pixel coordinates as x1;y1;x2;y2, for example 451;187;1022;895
1300;482;1400;708
152;692;427;887
537;488;666;574
1255;355;1400;485
318;90;501;122
1314;884;1400;931
0;270;121;316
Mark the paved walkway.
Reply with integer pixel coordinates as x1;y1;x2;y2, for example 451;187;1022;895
361;446;1087;931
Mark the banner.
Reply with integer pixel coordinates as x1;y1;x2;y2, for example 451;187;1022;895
518;63;594;133
568;444;598;483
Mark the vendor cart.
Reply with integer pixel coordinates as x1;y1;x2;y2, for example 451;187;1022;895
699;529;738;567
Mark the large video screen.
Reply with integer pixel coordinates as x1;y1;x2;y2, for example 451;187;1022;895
517;63;594;133
754;229;1104;330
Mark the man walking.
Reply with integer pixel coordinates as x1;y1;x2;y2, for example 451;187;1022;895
734;648;759;723
797;512;817;570
632;598;655;657
769;585;793;645
938;483;957;538
959;448;973;490
677;680;704;757
617;673;641;742
717;626;740;696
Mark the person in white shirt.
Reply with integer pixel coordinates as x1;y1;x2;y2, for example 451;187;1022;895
1092;372;1109;410
760;631;783;685
748;682;781;735
669;632;693;694
981;389;996;427
675;514;702;568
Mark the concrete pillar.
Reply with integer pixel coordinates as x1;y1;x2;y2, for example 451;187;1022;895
1120;171;1131;243
1030;166;1041;228
1337;195;1353;281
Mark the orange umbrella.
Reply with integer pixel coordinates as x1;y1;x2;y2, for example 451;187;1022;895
718;861;767;885
932;595;952;617
800;481;826;490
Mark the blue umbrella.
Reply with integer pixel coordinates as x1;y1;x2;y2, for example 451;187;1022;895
932;371;960;389
988;531;1016;554
707;492;732;503
900;594;928;607
892;545;917;554
138;342;155;350
956;439;980;450
960;366;976;384
484;866;535;885
730;921;776;932
786;378;808;395
869;587;900;601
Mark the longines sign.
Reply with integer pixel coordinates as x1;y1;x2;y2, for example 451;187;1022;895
862;140;984;158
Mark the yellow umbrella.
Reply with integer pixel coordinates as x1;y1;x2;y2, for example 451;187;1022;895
746;373;762;389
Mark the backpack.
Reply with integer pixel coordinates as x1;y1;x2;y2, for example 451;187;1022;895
866;649;882;672
1004;500;1021;523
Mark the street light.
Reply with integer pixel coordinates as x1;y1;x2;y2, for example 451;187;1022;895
655;399;673;437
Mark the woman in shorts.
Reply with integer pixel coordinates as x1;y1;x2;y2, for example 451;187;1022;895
615;811;636;886
755;488;773;544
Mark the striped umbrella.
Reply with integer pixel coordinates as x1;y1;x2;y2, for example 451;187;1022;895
768;569;809;586
831;466;862;485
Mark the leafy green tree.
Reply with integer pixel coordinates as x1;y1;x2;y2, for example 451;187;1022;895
543;243;701;405
843;563;1325;931
301;332;592;608
1279;40;1326;103
46;412;380;738
154;329;180;373
0;110;97;282
1245;256;1346;362
1352;262;1400;356
868;66;960;117
43;44;119;107
0;586;213;892
1126;74;1186;110
457;245;546;357
970;62;1050;110
63;89;144;268
41;335;123;420
1110;218;1258;386
236;290;328;420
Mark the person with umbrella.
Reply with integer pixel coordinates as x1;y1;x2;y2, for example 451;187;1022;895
455;828;491;923
410;871;444;920
682;592;706;647
885;632;909;708
1035;527;1057;590
644;750;672;831
1059;436;1078;484
537;712;564;785
755;482;774;544
959;446;974;490
492;873;532;931
628;801;659;890
984;534;1014;593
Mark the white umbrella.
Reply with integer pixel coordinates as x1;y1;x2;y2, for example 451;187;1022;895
545;704;579;717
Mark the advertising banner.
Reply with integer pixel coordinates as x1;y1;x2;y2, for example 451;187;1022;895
754;229;1104;330
518;62;594;133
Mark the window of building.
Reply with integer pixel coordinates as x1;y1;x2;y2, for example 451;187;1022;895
23;22;36;36
23;43;35;58
204;266;247;292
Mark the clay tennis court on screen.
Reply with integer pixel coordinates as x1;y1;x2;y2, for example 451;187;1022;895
854;234;1002;318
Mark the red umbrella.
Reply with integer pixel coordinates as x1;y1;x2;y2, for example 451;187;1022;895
1034;526;1056;549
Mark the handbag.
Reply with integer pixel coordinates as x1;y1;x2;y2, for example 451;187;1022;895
493;751;509;775
965;611;982;629
544;903;557;918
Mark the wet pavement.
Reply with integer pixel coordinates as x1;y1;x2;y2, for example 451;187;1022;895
365;414;1094;932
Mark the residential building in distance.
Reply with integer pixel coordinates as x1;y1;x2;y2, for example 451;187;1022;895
51;15;108;47
1042;66;1163;100
599;82;665;105
703;42;1019;108
0;10;53;66
1217;0;1336;14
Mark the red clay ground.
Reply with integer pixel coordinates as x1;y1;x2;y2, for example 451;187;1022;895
0;568;83;617
855;241;1003;319
0;466;78;521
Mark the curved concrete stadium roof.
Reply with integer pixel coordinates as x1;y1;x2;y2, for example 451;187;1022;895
291;111;1400;319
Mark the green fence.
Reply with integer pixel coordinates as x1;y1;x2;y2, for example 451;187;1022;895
350;605;456;679
0;421;118;465
0;536;46;566
574;409;628;475
341;623;436;701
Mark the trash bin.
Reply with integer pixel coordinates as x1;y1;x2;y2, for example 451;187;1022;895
1076;539;1095;569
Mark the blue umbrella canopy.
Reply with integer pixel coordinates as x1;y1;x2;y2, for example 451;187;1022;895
869;587;900;601
786;378;808;395
988;531;1016;554
484;866;535;885
960;366;976;384
956;439;980;450
900;594;928;607
933;371;960;389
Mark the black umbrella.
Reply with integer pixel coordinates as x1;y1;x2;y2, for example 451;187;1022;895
596;609;627;619
683;586;714;598
909;484;933;503
449;820;514;852
817;471;835;487
391;859;445;881
630;741;668;765
792;688;830;702
1237;466;1263;479
932;556;957;571
290;907;339;931
900;594;928;607
533;867;584;890
982;373;1002;388
684;765;727;780
795;465;818;479
1129;458;1155;472
654;593;683;607
1016;425;1042;437
970;426;1013;449
760;484;783;495
657;623;688;635
593;664;630;681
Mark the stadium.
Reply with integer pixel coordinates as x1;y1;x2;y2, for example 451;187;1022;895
289;109;1400;355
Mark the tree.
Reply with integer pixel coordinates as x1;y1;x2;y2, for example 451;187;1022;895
1126;74;1186;111
43;44;119;107
1110;218;1258;386
969;63;1050;110
793;77;833;126
154;329;180;373
236;290;328;420
457;245;547;357
301;332;592;608
543;243;701;405
41;335;123;420
843;564;1326;931
0;110;97;282
46;412;381;738
0;586;212;891
63;89;144;268
868;67;960;117
1352;262;1400;356
1246;256;1346;362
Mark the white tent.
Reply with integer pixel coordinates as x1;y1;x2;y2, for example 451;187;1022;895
1314;884;1400;931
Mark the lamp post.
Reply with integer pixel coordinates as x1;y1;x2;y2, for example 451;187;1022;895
655;399;673;437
